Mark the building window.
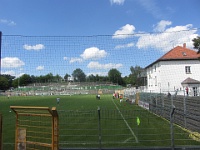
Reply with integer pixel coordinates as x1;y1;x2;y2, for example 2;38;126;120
185;66;191;74
155;76;157;86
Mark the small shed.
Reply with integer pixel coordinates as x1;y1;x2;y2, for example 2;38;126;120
181;77;200;96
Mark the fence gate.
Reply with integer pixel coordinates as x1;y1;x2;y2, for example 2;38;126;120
10;106;58;150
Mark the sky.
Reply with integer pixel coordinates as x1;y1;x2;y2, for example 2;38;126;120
0;0;200;78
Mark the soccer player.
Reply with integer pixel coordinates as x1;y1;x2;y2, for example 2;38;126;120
56;97;60;105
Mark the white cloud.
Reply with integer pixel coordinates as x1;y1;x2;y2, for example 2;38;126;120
0;19;16;26
115;42;134;49
36;66;44;71
23;44;45;51
112;24;135;39
63;57;68;60
87;61;123;70
2;57;25;68
69;47;107;64
16;72;25;78
110;0;125;5
136;23;198;52
4;71;25;78
1;70;16;76
153;20;172;32
69;57;83;63
81;47;107;60
2;69;24;78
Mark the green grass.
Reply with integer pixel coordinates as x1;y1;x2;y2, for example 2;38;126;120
0;94;199;149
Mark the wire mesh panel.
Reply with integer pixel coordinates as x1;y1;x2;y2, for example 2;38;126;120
138;92;200;146
10;106;58;150
17;115;52;149
58;108;186;149
100;109;172;148
58;110;99;149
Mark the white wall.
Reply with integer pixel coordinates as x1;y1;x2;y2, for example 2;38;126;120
146;60;200;94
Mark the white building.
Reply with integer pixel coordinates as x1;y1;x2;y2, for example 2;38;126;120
145;43;200;96
67;76;74;82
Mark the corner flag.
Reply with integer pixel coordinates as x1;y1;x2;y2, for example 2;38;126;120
137;117;140;126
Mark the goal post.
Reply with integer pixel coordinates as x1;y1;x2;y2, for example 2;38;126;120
10;106;59;150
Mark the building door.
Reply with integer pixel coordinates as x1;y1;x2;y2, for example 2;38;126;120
192;87;197;96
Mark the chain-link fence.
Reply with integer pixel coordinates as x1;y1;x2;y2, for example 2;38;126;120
57;106;200;149
139;92;200;133
1;104;200;150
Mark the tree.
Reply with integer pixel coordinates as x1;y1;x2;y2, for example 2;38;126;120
0;74;15;88
86;74;109;83
129;65;144;86
45;73;54;82
123;75;131;85
64;73;70;82
0;76;9;90
86;74;96;82
95;74;100;82
12;78;19;88
54;74;63;82
72;68;86;82
20;74;32;86
192;36;200;54
31;75;37;83
108;68;123;85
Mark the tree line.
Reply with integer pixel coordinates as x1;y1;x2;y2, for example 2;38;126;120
0;66;145;91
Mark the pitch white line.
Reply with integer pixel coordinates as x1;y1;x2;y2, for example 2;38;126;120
112;99;138;143
123;137;133;143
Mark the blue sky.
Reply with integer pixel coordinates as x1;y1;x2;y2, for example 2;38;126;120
1;0;200;78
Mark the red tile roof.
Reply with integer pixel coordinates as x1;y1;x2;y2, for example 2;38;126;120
158;46;200;60
146;45;200;68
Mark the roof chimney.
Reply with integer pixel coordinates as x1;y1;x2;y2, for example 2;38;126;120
183;43;186;48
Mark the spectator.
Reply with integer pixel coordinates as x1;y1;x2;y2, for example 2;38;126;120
113;92;115;99
186;87;189;96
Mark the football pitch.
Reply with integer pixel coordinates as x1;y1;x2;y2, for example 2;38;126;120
0;94;200;149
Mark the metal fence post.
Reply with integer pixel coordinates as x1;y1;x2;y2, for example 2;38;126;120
97;107;101;149
155;94;157;114
170;96;175;150
150;90;152;104
183;91;187;128
162;93;164;116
